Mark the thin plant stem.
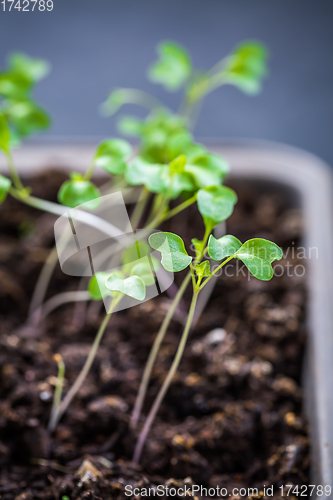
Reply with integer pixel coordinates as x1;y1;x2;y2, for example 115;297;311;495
199;254;235;291
28;177;136;320
48;295;121;432
161;195;197;223
31;291;90;325
101;89;165;116
130;226;211;429
149;184;172;228
29;246;59;317
50;354;65;422
145;186;172;230
9;187;70;216
84;159;96;181
130;270;191;429
6;152;24;191
146;193;165;225
130;186;150;230
132;289;198;465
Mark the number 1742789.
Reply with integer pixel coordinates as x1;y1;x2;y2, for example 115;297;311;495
1;0;53;11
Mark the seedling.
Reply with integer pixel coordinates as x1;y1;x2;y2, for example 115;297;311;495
0;52;50;146
102;40;268;131
48;260;150;431
0;41;272;445
132;199;282;464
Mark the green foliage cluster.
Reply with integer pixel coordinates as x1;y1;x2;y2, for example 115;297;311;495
151;231;282;281
0;40;281;464
0;52;50;145
88;241;157;301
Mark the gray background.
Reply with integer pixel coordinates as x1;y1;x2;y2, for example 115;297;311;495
1;0;333;165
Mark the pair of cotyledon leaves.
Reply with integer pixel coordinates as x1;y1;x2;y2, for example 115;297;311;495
57;135;229;209
0;111;48;204
126;151;228;200
149;232;282;281
88;227;282;305
88;270;147;303
148;40;267;96
57;139;132;208
120;111;195;169
88;241;158;302
0;53;50;140
0;53;50;100
101;40;267;115
57;172;102;210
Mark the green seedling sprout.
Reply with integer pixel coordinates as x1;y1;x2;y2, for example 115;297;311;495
0;41;270;442
48;265;148;432
102;39;268;132
130;184;237;428
49;354;65;426
0;40;268;320
0;52;51;146
132;199;282;464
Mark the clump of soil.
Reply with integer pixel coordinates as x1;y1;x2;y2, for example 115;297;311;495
0;170;309;499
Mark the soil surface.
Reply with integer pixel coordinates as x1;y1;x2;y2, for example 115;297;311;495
0;170;309;499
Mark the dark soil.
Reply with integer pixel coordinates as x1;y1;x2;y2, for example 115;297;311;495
0;170;309;499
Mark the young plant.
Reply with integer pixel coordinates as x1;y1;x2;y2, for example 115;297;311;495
0;41;270;442
130;184;237;428
132;196;282;464
102;39;268;134
0;52;50;146
48;259;150;432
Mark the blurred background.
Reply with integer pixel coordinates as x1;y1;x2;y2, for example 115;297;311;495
0;0;333;165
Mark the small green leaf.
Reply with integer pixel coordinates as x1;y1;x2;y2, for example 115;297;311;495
208;234;242;261
0;71;31;99
139;110;187;164
149;232;192;272
100;88;163;117
0;174;11;203
224;41;268;95
88;272;114;301
58;173;101;209
7;100;50;136
94;139;132;175
170;154;186;175
106;274;146;301
197;185;237;228
165;170;195;199
235;238;283;281
117;115;143;136
131;262;155;286
185;152;229;188
126;157;194;199
195;260;211;279
148;41;192;91
125;157;165;193
9;53;51;82
0;114;10;153
166;130;205;160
